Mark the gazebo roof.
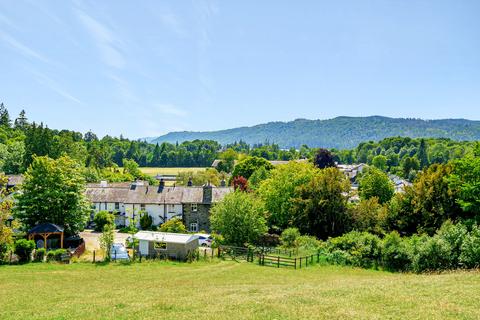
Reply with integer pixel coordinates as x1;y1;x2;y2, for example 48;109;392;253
28;223;64;234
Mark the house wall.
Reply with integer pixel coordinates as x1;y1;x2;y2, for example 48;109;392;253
92;202;125;214
141;239;199;260
183;204;211;232
124;203;183;227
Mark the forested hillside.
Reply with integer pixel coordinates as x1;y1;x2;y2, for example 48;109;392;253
150;116;480;149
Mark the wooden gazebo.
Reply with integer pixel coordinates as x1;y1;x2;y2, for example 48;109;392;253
28;223;64;249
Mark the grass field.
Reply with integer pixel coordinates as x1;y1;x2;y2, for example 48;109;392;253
138;167;206;177
1;261;480;320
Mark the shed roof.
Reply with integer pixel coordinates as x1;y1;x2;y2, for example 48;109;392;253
134;231;198;244
28;223;64;234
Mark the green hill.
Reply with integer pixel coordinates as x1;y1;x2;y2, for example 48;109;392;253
150;116;480;149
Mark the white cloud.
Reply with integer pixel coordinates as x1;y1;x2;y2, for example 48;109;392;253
75;10;125;69
0;31;51;64
26;68;82;104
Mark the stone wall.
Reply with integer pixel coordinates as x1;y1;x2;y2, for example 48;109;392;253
183;204;211;232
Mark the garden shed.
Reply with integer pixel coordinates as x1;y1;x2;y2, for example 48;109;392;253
134;231;199;260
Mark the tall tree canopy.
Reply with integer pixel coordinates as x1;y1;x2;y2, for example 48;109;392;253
231;156;274;180
358;167;395;204
313;148;336;169
291;167;351;239
210;191;267;246
14;156;90;235
258;162;318;229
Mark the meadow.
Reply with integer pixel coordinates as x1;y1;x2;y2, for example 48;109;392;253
1;261;479;320
138;167;206;177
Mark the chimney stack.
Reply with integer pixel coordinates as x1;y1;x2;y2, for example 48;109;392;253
202;181;213;204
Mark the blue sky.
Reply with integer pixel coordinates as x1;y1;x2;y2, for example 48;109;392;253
1;1;479;139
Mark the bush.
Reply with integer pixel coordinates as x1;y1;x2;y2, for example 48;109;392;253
119;225;138;234
459;225;480;268
326;249;352;266
93;211;115;232
327;232;382;268
258;233;280;247
46;249;68;262
14;239;35;263
280;228;300;248
411;235;452;273
160;218;187;233
139;211;153;230
381;231;411;272
436;221;467;267
34;248;46;262
297;235;322;252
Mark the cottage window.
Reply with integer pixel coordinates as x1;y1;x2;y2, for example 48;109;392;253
154;242;167;250
190;222;198;232
115;202;120;210
191;203;198;212
168;204;175;213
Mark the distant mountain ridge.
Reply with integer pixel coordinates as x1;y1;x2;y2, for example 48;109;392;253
149;116;480;149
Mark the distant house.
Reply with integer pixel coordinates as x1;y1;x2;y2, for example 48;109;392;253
134;231;199;260
85;180;233;232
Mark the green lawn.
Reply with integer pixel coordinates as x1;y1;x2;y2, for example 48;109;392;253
1;261;479;320
138;167;206;177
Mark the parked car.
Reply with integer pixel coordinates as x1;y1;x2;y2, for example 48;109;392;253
110;243;130;261
195;234;212;247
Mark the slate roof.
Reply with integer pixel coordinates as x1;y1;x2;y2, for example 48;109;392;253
85;187;130;203
85;185;233;205
29;223;64;234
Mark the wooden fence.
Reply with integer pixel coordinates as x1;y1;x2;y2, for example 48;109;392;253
258;253;321;269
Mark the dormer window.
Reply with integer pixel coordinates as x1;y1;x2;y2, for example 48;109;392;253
191;203;198;212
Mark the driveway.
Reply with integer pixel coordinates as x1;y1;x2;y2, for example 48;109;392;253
80;229;131;251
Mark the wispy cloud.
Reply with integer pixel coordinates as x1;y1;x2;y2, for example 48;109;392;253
26;68;82;104
0;31;51;64
75;10;125;69
156;103;188;117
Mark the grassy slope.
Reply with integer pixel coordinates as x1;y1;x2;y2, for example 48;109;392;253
138;167;206;177
1;261;479;320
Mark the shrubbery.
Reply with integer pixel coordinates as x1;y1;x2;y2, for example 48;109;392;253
14;239;35;263
320;221;480;273
93;211;115;232
34;248;46;262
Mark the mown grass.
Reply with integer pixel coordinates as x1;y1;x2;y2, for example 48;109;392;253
138;167;206;177
1;261;479;319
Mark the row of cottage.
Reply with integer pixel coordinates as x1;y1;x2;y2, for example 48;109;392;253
85;180;232;232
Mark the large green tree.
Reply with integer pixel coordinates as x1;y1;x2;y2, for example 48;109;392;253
14;156;90;235
291;167;351;239
258;162;318;229
231;156;273;180
358;167;395;204
210;191;267;246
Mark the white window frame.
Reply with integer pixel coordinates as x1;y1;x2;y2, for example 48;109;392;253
191;203;198;212
190;222;198;232
168;204;175;213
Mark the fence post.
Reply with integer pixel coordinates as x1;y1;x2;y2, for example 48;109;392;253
294;258;297;270
300;257;302;269
277;256;280;268
306;256;308;267
93;250;95;263
114;250;117;262
9;250;12;264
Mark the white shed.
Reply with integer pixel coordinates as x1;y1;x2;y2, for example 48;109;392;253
134;231;199;260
